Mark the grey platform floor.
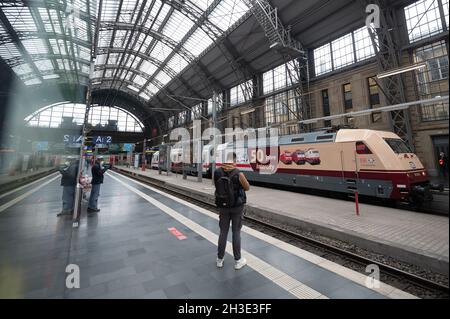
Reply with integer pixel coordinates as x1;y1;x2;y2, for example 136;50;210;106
0;172;397;299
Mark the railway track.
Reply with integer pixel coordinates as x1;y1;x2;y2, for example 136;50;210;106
113;169;449;299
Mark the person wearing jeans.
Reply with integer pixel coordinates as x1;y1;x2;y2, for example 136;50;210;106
214;152;250;270
88;156;109;213
57;157;79;217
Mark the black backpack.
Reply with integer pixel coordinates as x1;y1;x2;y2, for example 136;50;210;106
215;168;240;208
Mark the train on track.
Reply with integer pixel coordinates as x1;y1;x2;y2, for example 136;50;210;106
150;129;443;205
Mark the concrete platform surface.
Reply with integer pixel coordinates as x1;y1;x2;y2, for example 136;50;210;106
114;166;449;275
0;170;414;299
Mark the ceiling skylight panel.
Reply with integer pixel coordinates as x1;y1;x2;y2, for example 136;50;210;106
12;63;33;76
208;0;249;32
193;0;212;11
127;84;139;92
139;92;150;101
151;3;172;30
113;29;128;47
57;59;70;70
125;55;141;68
162;10;194;43
3;7;37;32
167;53;189;74
146;82;160;94
22;38;48;55
0;43;21;61
150;41;172;61
119;0;140;24
34;59;54;71
144;0;162;28
96;54;108;65
24;78;42;86
133;32;150;51
80;64;90;74
98;30;112;47
141;60;158;75
134;74;146;86
38;8;53;33
108;53;119;64
105;69;113;77
47;9;62;34
101;0;121;21
182;28;213;57
78;45;90;60
93;70;103;78
49;39;66;55
154;70;171;86
72;17;88;41
43;74;60;80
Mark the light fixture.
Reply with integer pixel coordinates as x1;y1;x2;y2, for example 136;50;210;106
377;63;426;79
269;42;280;49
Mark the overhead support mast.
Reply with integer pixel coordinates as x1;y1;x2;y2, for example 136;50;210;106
72;0;103;227
242;0;311;132
363;0;414;150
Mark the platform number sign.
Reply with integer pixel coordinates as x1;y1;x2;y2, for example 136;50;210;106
63;135;83;144
93;136;112;145
365;264;380;289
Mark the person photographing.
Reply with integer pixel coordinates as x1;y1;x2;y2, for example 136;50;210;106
214;152;250;270
87;156;111;213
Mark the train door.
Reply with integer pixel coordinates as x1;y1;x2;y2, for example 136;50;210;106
340;142;358;193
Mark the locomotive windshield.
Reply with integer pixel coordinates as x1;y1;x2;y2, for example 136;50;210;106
384;138;412;154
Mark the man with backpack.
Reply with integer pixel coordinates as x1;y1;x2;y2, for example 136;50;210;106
214;152;250;270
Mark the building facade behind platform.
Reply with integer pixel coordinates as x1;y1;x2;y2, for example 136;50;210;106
157;0;448;177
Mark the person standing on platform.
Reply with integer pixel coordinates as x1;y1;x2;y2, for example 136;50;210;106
57;156;79;216
214;152;250;270
87;156;110;213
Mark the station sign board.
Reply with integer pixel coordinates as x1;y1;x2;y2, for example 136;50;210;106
63;135;112;146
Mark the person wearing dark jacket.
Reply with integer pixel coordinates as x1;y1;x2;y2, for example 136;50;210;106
88;156;109;213
214;152;250;270
58;157;79;216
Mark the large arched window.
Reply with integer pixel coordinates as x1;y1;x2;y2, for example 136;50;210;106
24;103;144;132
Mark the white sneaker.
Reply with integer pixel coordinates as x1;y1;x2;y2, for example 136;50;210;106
216;258;224;268
234;258;247;270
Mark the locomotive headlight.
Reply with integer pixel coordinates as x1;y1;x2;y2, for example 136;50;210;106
422;171;427;176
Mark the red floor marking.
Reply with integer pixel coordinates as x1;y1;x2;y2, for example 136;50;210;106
168;227;187;240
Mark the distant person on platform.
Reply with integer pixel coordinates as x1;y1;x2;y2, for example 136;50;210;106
58;156;79;217
438;152;448;179
214;152;250;270
88;156;110;213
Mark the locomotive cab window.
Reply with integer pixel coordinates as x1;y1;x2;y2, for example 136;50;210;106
384;138;412;154
356;141;372;154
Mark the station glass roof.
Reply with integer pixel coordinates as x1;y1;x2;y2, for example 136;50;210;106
0;0;250;100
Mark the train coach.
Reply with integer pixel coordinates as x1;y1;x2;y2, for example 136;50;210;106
212;129;441;205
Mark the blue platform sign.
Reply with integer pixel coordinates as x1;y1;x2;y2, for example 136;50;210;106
123;143;134;152
93;136;112;145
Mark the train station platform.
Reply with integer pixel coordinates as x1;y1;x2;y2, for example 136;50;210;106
0;167;56;194
113;166;449;276
0;170;415;299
